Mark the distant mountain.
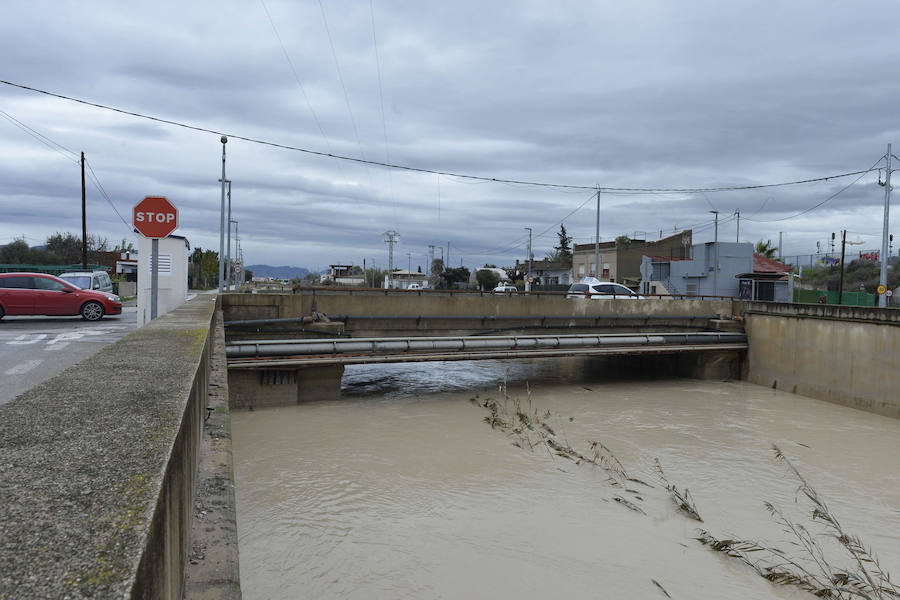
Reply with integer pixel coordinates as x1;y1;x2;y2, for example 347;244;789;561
245;264;310;279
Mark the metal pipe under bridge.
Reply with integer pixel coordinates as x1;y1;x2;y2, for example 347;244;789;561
226;331;747;368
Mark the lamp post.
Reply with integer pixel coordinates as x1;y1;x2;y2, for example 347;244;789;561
709;210;719;297
218;136;227;293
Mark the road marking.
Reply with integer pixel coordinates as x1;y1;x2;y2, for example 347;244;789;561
45;342;70;352
7;334;48;345
5;359;44;375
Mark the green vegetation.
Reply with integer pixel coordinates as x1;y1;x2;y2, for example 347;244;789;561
755;239;778;258
475;267;500;290
800;259;898;293
0;233;111;265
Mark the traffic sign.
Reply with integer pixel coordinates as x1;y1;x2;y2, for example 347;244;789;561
233;262;242;274
877;284;887;295
133;196;178;238
887;289;894;298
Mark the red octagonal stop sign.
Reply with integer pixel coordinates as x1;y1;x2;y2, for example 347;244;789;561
133;196;178;238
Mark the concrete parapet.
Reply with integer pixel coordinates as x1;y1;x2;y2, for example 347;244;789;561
229;365;344;409
0;295;216;599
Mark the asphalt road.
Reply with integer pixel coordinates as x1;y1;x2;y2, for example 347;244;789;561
0;307;138;406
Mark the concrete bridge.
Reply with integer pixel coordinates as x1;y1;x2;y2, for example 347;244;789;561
2;290;900;598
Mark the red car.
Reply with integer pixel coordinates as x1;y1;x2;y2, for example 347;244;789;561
0;272;122;321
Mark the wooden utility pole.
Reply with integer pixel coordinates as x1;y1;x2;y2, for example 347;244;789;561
81;152;87;269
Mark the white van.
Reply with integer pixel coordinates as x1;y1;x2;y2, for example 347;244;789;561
566;277;644;299
59;271;115;294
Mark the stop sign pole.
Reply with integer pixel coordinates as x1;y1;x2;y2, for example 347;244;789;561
133;196;178;321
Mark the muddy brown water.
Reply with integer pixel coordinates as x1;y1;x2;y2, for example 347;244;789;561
233;358;900;599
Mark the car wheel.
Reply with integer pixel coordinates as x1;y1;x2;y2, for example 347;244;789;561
81;301;104;321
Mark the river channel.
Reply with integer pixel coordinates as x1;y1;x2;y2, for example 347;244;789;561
232;358;900;599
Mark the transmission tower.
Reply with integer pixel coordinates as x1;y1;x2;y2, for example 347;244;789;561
383;230;399;288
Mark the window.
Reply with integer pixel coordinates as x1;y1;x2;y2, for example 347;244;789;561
756;281;775;301
34;277;67;291
0;277;34;288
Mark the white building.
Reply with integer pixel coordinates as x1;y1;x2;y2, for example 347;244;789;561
137;234;190;326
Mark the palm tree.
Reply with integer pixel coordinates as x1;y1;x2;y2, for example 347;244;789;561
755;239;778;258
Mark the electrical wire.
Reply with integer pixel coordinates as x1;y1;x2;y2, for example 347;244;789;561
0;109;79;164
0;79;878;193
369;0;397;222
84;159;133;234
742;155;885;223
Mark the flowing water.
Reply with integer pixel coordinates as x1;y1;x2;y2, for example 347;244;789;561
232;358;900;600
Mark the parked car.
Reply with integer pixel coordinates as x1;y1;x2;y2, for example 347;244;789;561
407;283;423;290
566;277;644;299
58;270;114;294
0;272;122;321
492;284;519;294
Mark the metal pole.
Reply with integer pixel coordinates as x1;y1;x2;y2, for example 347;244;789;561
710;210;718;296
879;143;892;307
838;230;847;304
594;188;601;278
226;180;232;289
151;238;159;319
81;152;87;269
525;227;532;291
218;136;227;293
778;231;783;259
735;209;740;243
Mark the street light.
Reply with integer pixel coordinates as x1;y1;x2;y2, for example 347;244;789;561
709;210;719;297
218;136;227;293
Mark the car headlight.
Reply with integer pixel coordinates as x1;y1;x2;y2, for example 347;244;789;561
105;294;120;302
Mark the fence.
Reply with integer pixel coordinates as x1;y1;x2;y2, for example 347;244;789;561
794;288;877;307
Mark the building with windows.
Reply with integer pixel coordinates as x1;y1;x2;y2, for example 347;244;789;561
572;231;692;286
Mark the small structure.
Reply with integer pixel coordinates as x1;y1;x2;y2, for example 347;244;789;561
137;234;190;326
513;259;572;289
324;264;364;286
385;269;428;290
572;231;692;285
736;254;794;302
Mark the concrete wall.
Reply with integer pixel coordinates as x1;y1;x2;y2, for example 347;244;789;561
0;295;228;599
223;290;737;339
742;301;900;418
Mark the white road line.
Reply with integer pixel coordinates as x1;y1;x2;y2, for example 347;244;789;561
7;334;48;345
45;342;70;352
5;359;44;375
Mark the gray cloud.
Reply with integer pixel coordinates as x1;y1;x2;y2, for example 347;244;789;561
1;0;896;269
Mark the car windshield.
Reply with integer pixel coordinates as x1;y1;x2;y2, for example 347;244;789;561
60;275;91;289
569;284;589;292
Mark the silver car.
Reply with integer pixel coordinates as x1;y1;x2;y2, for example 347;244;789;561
566;278;644;299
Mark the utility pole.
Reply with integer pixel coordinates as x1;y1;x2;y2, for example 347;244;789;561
383;230;399;289
223;180;232;288
594;188;601;278
218;136;227;293
81;152;87;269
710;210;719;297
878;143;892;308
428;245;435;276
778;232;783;260
838;230;847;304
446;242;450;269
735;209;740;243
406;252;411;274
525;227;533;291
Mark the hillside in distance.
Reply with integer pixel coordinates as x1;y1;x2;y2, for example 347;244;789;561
245;264;311;280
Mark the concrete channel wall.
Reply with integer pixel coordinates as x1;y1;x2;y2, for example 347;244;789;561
0;295;240;599
742;302;900;418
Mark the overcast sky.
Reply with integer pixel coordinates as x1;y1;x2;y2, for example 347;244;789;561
1;1;897;272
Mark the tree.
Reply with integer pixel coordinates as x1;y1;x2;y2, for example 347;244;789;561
189;247;220;289
0;239;34;263
45;232;109;264
475;269;500;290
554;224;572;261
114;239;136;253
755;239;778;259
442;266;470;288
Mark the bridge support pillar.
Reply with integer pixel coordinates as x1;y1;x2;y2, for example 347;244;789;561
228;365;345;409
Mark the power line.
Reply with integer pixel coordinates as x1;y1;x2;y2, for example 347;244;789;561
84;159;133;234
0;109;79;164
0;79;878;193
742;155;884;223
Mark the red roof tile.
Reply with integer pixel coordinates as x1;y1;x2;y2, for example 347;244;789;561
753;253;792;274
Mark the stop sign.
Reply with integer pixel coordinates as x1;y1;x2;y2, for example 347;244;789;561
133;196;178;238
